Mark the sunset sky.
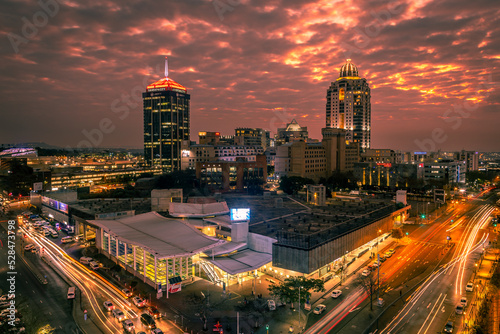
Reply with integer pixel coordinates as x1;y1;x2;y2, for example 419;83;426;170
1;0;499;151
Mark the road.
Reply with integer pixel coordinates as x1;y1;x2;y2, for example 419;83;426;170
0;219;78;333
301;189;497;334
20;219;184;334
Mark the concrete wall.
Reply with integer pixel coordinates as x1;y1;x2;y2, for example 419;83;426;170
231;221;248;243
248;232;275;254
151;188;183;212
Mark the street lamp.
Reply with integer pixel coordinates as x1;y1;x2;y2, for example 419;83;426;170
298;286;303;331
377;229;381;305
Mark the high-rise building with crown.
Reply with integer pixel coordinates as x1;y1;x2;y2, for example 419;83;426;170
326;59;371;150
143;57;190;171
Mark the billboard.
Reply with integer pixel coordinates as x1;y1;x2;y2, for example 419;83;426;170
41;195;69;214
230;208;250;221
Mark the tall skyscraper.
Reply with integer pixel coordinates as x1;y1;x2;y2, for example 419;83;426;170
143;57;190;171
326;59;371;150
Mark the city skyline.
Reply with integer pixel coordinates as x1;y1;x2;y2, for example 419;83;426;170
1;0;499;151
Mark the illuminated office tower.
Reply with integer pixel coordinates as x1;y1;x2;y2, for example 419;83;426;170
326;59;371;150
143;57;190;171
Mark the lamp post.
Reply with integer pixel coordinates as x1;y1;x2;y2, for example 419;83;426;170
298;286;302;331
377;229;381;305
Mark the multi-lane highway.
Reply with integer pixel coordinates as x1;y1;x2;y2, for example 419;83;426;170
20;221;183;334
301;190;497;334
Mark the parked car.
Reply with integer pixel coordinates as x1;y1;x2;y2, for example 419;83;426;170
133;296;145;307
362;269;371;276
103;301;114;311
385;251;393;258
455;304;464;315
79;257;93;264
122;288;133;297
466;282;474;292
89;261;100;270
122;319;135;332
67;287;76;300
313;304;326;315
24;244;35;251
147;306;161;319
112;309;126;321
50;230;58;238
140;313;156;329
331;290;342;298
460;297;467;307
443;321;453;333
267;299;276;311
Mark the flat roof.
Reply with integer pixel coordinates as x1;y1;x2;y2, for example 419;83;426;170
206;248;272;275
90;212;225;258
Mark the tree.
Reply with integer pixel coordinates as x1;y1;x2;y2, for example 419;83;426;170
279;176;315;195
326;170;358;190
392;228;404;243
267;276;325;308
357;271;378;311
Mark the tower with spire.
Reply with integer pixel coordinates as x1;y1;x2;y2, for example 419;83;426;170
325;59;371;150
143;57;190;171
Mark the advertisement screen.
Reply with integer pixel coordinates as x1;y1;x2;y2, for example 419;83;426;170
230;208;250;221
59;202;68;214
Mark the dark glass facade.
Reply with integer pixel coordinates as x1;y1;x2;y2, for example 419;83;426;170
143;89;190;171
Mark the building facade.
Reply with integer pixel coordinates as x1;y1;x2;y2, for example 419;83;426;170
143;58;190;171
275;119;308;146
326;59;371;150
235;128;270;149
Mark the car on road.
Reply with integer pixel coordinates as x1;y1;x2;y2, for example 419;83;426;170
61;236;73;244
331;290;342;298
362;269;371;276
122;319;135;332
103;301;115;311
151;329;164;334
443;321;453;333
50;230;59;238
455;304;464;315
387;248;396;255
466;282;474;292
385;251;393;258
133;296;145;307
460;297;467;307
140;313;156;329
112;309;126;321
147;306;161;319
267;299;276;311
122;288;133;297
313;304;326;315
379;255;386;262
24;244;35;251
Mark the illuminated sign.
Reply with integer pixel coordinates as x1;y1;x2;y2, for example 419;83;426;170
418;163;424;168
376;163;392;168
230;208;250;221
41;196;69;214
414;152;427;155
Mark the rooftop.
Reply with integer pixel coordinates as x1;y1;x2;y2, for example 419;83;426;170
90;212;225;258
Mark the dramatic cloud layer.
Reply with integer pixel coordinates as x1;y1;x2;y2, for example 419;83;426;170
1;0;499;151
